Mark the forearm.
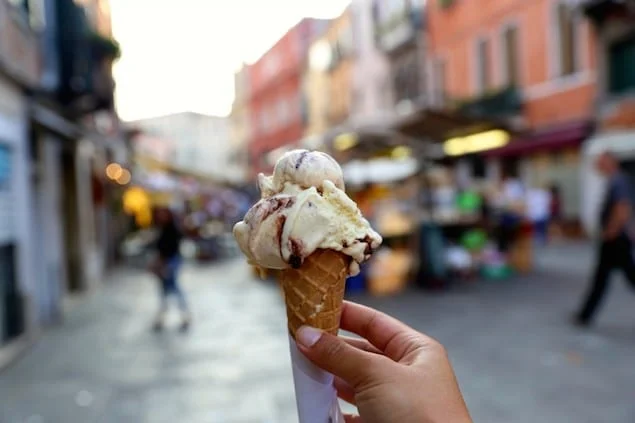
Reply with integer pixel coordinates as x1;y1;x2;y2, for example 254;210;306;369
604;202;631;238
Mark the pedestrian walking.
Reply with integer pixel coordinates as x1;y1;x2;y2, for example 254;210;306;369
575;152;635;326
151;206;191;331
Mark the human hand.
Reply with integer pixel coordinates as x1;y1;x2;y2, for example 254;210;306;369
296;301;472;423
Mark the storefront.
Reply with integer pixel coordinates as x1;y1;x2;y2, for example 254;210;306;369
0;142;18;345
0;74;37;355
484;121;592;235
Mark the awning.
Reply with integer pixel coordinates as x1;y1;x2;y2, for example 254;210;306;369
392;108;509;141
582;129;635;157
321;106;514;162
484;121;592;157
342;157;420;186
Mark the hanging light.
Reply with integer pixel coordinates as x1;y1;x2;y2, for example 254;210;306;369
105;163;123;180
116;169;131;185
333;132;359;151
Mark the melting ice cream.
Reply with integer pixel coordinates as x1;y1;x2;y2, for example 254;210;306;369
233;149;382;276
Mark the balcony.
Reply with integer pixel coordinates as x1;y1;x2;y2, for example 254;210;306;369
327;26;354;72
374;4;422;54
581;0;635;25
0;1;41;88
53;0;120;115
455;86;523;120
439;0;457;10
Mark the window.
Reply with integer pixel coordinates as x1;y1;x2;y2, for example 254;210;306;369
608;34;635;95
262;53;280;79
434;58;447;106
394;54;419;104
8;0;45;30
502;25;519;85
556;3;579;77
475;38;491;93
376;0;407;26
276;98;290;126
259;109;269;133
300;92;309;125
352;87;362;113
339;25;354;57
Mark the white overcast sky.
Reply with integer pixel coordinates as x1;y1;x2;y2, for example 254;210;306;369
110;0;350;121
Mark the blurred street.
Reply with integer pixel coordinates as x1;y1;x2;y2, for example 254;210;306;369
1;242;634;423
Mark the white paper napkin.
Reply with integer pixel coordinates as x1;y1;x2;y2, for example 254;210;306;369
288;334;344;423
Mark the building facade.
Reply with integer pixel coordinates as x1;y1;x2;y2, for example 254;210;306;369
1;0;123;366
247;18;328;176
0;0;41;361
304;33;331;142
229;65;250;184
350;0;392;121
427;0;597;222
325;8;355;128
373;0;426;113
132;112;234;182
33;0;126;299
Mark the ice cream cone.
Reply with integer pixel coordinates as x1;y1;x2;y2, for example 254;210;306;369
281;249;350;338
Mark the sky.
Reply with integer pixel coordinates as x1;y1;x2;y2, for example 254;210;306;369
110;0;350;122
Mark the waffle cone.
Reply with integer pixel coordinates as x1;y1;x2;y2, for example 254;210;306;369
281;249;349;339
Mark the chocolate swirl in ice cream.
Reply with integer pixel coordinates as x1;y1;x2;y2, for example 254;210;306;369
233;149;381;276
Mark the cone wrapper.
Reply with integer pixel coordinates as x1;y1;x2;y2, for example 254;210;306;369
289;334;345;423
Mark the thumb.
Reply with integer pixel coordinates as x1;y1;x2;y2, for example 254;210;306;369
296;326;381;388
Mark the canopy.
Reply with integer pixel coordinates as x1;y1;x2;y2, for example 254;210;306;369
342;157;420;186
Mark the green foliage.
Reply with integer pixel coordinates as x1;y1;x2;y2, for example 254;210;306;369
439;0;456;10
90;31;121;60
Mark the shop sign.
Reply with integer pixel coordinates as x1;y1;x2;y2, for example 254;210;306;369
0;144;14;245
0;144;10;187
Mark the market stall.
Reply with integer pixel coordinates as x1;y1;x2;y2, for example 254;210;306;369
320;107;534;294
392;107;535;283
119;155;246;264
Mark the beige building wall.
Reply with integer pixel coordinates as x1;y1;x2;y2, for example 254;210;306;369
304;35;330;138
325;8;353;127
230;66;250;182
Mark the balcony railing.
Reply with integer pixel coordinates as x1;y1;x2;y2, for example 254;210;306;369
0;1;40;88
374;4;422;54
54;0;119;114
581;0;635;24
455;86;523;119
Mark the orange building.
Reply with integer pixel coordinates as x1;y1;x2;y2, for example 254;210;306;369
427;0;598;221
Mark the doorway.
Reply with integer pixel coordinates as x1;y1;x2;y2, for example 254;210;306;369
0;244;23;343
61;146;82;292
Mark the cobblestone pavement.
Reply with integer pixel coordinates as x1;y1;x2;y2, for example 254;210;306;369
1;243;634;423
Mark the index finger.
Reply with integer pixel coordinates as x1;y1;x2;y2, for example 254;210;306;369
340;301;433;361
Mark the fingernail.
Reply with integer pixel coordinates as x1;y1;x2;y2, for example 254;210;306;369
297;326;322;348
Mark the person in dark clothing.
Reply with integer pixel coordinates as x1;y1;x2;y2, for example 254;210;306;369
575;152;635;326
152;207;190;331
549;184;562;222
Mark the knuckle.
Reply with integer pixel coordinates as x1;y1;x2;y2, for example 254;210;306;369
428;339;448;356
322;336;346;360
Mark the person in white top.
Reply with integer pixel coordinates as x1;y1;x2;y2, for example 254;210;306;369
526;185;551;244
496;176;525;252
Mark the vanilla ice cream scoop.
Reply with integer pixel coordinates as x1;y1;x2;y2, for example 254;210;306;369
259;150;345;197
233;150;381;276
